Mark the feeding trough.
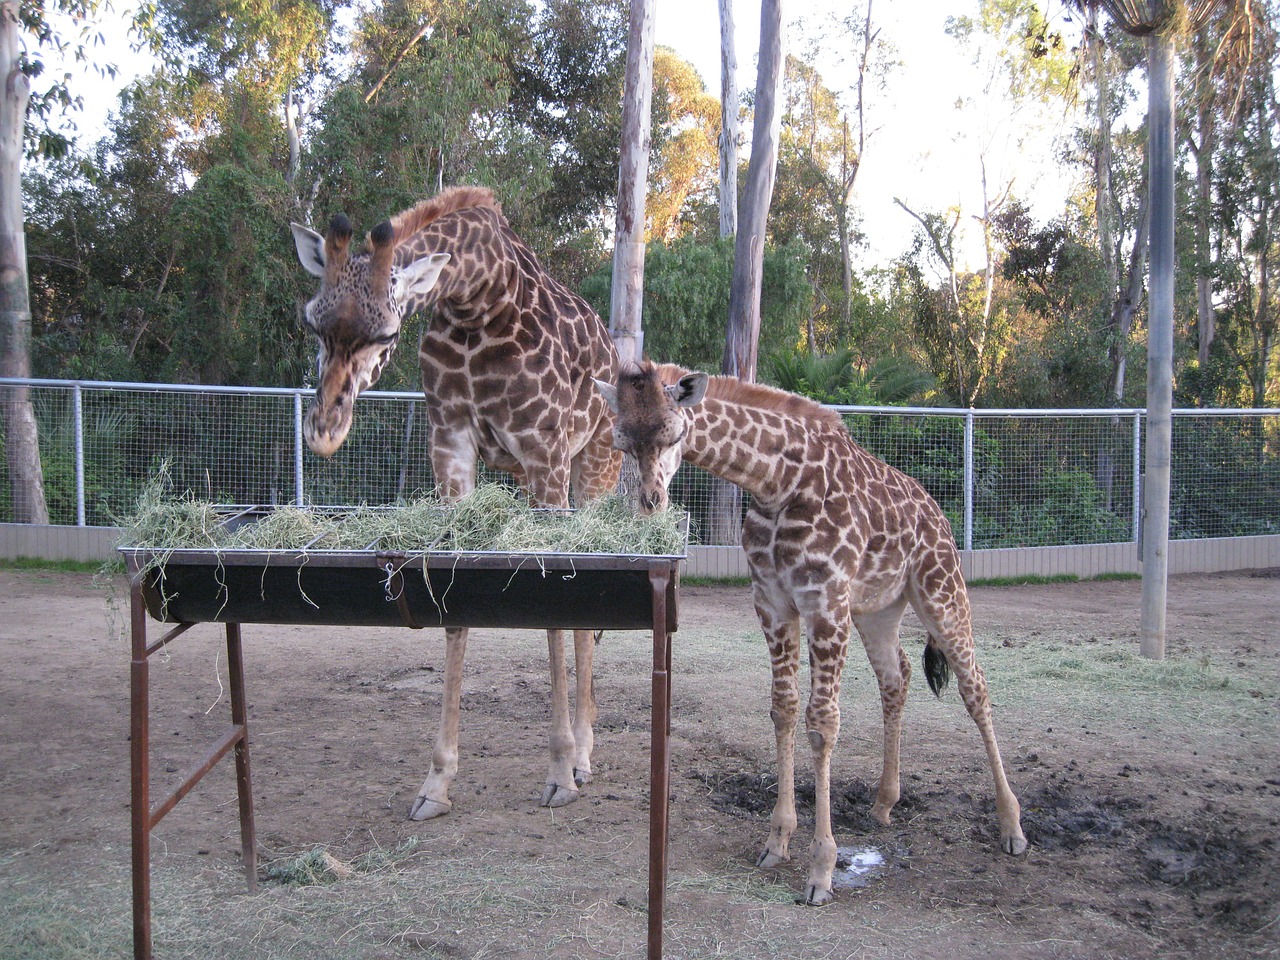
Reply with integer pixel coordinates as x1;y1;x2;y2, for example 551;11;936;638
120;498;685;960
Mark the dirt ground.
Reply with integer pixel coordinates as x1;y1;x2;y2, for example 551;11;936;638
1;565;1277;960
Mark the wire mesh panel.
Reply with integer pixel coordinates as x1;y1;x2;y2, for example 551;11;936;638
302;393;515;505
2;379;1278;551
970;414;1137;548
1170;414;1280;539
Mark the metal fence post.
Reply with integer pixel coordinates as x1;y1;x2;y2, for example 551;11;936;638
1132;411;1142;543
294;391;304;505
73;383;85;526
963;410;974;551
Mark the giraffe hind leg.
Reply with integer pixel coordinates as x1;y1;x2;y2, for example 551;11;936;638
854;599;911;828
950;653;1027;855
912;598;1027;856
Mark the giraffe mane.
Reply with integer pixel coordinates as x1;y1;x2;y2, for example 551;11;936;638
651;363;846;430
376;185;502;250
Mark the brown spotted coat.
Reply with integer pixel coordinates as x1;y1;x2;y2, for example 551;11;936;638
292;186;621;821
598;362;1027;905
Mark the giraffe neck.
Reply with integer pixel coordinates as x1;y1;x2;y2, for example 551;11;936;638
400;207;526;332
682;391;823;511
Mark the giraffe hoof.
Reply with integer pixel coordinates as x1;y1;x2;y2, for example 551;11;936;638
540;783;580;808
573;766;593;787
756;849;787;870
409;795;452;821
803;884;834;906
1002;833;1028;856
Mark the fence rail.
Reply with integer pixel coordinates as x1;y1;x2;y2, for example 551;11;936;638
2;377;1278;549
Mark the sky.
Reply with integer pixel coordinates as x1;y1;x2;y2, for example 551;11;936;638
653;0;1082;269
50;1;1083;272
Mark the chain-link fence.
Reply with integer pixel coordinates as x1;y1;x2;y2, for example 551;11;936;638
3;378;1278;548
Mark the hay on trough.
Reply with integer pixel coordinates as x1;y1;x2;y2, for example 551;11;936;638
116;477;687;558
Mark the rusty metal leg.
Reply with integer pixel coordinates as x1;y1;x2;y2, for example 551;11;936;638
647;564;673;960
129;573;153;960
225;623;257;893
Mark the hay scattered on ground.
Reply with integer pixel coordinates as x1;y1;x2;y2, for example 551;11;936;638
116;477;687;557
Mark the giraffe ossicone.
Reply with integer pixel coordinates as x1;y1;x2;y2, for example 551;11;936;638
293;185;621;820
597;361;1027;905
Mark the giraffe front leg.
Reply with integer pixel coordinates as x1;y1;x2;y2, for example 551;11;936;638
570;629;598;787
410;627;469;820
803;605;852;906
755;613;802;871
540;629;580;808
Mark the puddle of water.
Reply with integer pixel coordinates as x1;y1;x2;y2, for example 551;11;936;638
832;845;886;889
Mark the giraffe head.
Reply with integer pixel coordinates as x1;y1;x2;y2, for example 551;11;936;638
290;215;450;457
594;362;708;514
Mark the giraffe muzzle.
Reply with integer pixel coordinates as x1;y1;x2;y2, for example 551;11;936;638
638;489;667;514
303;395;353;458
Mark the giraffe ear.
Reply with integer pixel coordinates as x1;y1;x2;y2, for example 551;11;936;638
592;378;620;414
290;222;326;278
667;372;708;408
394;253;451;304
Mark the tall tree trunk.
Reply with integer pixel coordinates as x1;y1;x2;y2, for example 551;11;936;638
1088;5;1119;301
721;0;784;383
0;2;49;525
609;0;655;369
710;0;783;547
718;0;738;240
837;0;875;329
285;88;302;197
1189;28;1217;376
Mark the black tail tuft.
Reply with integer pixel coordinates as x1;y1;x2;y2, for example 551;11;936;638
923;641;951;698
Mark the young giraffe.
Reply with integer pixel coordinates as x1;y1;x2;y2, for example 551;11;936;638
595;361;1027;905
291;186;621;818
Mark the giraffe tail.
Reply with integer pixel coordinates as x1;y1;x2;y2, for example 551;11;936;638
923;638;951;699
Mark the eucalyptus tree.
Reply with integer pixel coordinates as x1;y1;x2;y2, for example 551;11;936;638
1;0;47;522
1181;0;1278;406
718;0;738;239
892;1;1081;407
722;0;785;385
646;47;720;244
774;3;891;349
3;0;124;523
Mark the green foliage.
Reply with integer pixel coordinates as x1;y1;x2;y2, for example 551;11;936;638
16;0;1279;416
168;162;309;385
765;348;935;406
580;236;809;372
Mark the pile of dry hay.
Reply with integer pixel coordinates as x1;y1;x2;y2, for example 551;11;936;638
116;481;687;557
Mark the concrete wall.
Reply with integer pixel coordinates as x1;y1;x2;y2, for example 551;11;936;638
682;537;1280;581
0;523;121;564
3;523;1277;581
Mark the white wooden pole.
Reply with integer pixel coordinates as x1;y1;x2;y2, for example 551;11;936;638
1140;30;1175;660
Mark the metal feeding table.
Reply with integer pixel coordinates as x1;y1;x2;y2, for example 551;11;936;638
121;507;683;960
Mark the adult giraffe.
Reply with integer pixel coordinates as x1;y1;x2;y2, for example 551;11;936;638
595;361;1027;905
291;186;621;818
